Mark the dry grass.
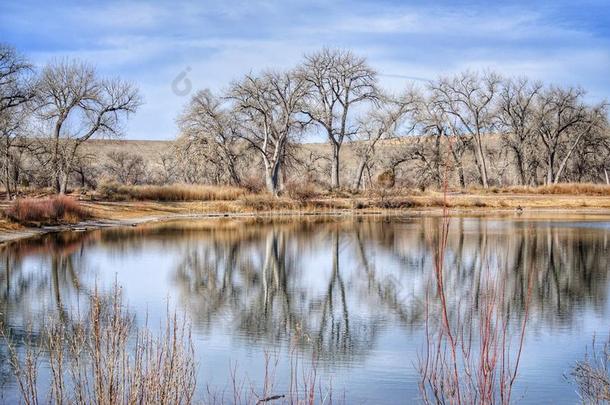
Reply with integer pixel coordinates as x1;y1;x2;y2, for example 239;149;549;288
3;196;91;225
3;283;337;405
283;180;322;202
570;335;610;403
469;183;610;196
238;194;350;211
96;182;248;202
4;284;196;405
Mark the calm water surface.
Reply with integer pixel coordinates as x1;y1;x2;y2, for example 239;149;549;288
1;215;609;404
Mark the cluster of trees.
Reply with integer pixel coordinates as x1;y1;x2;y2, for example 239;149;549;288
178;50;609;194
0;43;141;197
1;42;609;198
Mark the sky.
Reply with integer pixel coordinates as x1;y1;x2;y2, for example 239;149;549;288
1;0;609;140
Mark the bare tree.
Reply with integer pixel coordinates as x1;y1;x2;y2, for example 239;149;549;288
71;150;99;189
298;49;378;189
153;150;178;185
104;151;146;185
353;89;418;189
565;128;610;183
535;86;608;184
177;89;243;185
35;60;141;194
229;70;308;196
431;71;501;188
0;44;36;198
497;78;543;185
411;91;472;189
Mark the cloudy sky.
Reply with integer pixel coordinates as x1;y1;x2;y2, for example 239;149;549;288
1;0;609;140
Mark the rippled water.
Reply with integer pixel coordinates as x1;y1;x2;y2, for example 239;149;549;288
1;215;609;404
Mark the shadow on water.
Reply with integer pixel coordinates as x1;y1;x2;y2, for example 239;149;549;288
0;215;609;402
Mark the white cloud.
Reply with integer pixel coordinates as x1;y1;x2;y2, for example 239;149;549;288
3;0;608;139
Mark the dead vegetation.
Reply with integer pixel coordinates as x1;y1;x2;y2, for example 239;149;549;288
2;283;336;405
3;195;91;225
570;335;610;404
418;209;533;405
96;182;247;202
4;285;197;405
470;183;610;196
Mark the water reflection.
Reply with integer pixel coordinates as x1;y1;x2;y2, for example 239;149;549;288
0;216;609;403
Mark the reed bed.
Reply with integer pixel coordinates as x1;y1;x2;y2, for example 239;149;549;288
96;183;248;202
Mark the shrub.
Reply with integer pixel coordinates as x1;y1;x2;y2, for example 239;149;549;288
376;170;395;189
570;335;610;403
284;181;320;202
241;177;265;194
375;197;417;209
238;194;296;211
5;285;196;405
4;196;91;225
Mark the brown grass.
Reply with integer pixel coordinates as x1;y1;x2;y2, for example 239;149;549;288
96;182;248;202
283;180;322;202
470;183;610;196
4;196;91;225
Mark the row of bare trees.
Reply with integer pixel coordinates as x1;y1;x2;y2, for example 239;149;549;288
177;49;379;195
178;50;609;193
2;42;608;196
0;43;141;197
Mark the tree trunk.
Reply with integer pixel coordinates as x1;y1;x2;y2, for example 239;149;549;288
4;150;11;200
354;159;367;190
553;132;587;185
514;148;527;185
449;145;466;189
330;142;340;189
53;138;61;194
546;155;555;185
265;158;281;196
60;170;70;194
474;140;489;188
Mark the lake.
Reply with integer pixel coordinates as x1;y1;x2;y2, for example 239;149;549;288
1;214;609;404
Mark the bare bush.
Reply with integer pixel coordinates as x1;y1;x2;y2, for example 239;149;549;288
570;335;610;404
5;285;196;405
103;151;146;185
4;195;90;225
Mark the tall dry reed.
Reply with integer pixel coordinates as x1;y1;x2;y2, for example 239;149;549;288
5;285;196;405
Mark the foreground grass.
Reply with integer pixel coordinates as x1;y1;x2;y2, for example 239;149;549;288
2;284;332;405
570;335;610;403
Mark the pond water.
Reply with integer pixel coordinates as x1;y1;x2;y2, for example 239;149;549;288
0;214;609;404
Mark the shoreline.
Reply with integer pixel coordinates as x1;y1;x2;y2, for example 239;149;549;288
3;202;610;244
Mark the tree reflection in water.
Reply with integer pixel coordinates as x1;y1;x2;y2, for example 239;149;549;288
0;216;609;401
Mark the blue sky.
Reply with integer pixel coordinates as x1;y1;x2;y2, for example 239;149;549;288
1;0;609;140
